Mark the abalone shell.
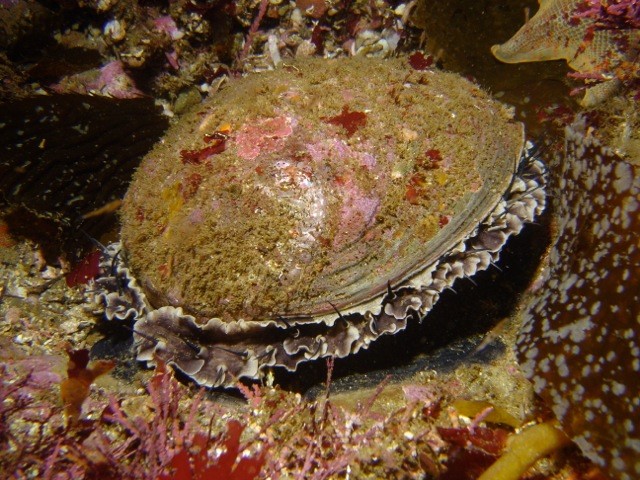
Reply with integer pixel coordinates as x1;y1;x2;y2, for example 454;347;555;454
100;57;545;387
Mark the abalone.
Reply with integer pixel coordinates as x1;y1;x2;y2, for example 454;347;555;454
98;57;546;387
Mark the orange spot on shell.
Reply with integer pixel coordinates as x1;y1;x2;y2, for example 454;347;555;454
158;263;171;278
425;148;443;163
406;173;426;205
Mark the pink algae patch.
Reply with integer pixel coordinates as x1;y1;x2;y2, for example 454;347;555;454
153;15;183;40
306;139;376;170
188;208;205;224
235;116;294;160
333;177;380;249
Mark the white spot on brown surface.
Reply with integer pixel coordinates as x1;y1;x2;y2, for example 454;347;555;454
518;116;640;479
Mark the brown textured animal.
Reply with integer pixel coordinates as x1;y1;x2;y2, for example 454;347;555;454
518;115;640;479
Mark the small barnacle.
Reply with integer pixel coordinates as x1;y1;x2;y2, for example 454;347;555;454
104;19;126;43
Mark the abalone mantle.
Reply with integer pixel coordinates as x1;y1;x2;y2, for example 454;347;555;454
99;57;546;387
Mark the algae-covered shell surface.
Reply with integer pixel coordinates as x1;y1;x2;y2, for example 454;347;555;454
101;57;545;387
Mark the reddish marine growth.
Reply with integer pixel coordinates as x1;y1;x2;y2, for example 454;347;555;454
180;173;203;201
180;140;226;164
65;250;102;288
425;148;443;163
438;426;510;480
323;105;367;137
409;51;434;71
60;348;114;423
157;421;265;480
573;0;640;31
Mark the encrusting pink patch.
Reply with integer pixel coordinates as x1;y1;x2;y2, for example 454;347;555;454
333;177;380;249
306;139;377;170
234;116;294;160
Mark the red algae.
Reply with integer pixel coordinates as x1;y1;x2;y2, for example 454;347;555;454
409;51;434;71
405;174;426;205
438;426;509;456
425;148;443;164
180;173;203;201
60;349;114;423
180;139;226;164
65;250;102;288
323;105;367;137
